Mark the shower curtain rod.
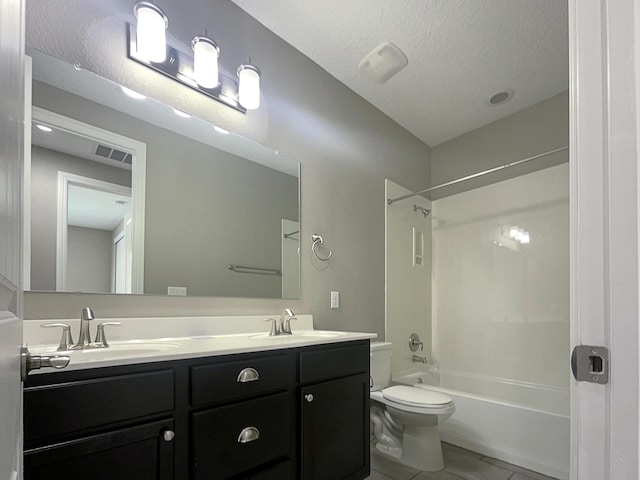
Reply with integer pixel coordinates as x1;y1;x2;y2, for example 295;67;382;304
387;145;569;205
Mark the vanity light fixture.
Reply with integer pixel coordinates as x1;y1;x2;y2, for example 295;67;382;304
133;2;168;63
237;63;261;110
192;35;220;89
127;2;261;113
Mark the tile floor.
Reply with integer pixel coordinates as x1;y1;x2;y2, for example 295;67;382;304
367;443;560;480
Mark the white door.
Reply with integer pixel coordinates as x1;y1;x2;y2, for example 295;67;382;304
570;1;640;478
0;0;25;478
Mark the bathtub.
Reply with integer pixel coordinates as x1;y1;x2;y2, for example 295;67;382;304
394;369;569;480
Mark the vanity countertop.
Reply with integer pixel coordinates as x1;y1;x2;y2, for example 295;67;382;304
24;314;377;373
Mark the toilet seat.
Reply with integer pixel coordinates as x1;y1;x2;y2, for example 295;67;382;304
371;386;455;415
382;385;451;407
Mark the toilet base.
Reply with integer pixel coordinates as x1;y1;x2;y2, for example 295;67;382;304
401;422;445;471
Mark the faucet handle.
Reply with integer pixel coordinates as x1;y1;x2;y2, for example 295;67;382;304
41;323;74;351
282;316;297;335
264;318;280;336
94;322;121;347
408;333;424;352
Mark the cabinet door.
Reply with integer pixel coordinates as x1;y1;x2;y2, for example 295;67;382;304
301;373;370;480
24;418;175;480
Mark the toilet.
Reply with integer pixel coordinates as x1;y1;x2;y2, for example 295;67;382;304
369;341;455;472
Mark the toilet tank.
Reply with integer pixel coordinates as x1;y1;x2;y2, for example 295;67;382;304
370;341;393;391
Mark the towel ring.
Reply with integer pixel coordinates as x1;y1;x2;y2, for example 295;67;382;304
311;234;332;261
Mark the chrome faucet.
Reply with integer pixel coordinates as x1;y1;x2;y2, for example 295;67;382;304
280;308;296;335
266;308;297;336
42;307;121;351
72;307;95;349
412;355;428;364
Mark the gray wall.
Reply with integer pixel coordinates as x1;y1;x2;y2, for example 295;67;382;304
24;0;431;336
67;226;112;293
30;145;131;290
430;91;568;199
32;82;297;298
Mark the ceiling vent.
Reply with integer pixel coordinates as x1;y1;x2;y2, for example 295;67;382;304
95;144;133;166
358;42;408;84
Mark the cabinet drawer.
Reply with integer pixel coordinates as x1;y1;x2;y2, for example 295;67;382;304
192;392;293;480
24;418;174;480
299;341;369;384
191;353;293;406
24;369;174;446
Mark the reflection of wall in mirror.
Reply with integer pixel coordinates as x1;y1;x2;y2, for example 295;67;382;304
281;219;300;299
30;145;131;291
32;81;298;298
67;226;112;292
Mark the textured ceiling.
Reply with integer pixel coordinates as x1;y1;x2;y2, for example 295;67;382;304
230;0;568;146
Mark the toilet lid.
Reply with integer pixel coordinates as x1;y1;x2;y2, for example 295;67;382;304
381;385;452;407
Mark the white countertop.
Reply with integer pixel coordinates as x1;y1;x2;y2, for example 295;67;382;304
24;314;377;373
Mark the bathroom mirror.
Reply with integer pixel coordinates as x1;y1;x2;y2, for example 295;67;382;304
26;50;300;299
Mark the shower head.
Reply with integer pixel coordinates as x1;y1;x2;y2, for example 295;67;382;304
413;205;431;218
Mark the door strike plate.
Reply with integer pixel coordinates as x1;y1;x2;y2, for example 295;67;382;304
571;345;608;384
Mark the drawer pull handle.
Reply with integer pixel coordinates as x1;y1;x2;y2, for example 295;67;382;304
163;429;175;442
237;426;260;443
305;394;314;403
236;367;259;383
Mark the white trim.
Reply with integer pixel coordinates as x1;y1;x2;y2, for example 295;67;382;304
569;1;608;477
570;0;640;478
29;107;146;294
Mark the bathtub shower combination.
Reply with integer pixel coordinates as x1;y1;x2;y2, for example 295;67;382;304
395;369;569;479
385;162;570;480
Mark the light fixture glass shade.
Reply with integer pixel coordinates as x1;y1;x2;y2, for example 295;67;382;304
237;64;261;110
134;2;168;63
191;37;220;89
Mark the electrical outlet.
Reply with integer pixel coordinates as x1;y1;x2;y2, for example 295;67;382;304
331;291;340;309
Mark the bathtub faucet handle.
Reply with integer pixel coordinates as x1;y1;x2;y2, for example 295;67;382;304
408;333;424;352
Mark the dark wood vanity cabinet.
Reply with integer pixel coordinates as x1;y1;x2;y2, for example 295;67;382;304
23;340;370;480
23;365;177;480
299;342;371;480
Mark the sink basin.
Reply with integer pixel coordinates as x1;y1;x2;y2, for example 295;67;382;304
33;341;182;358
249;330;349;340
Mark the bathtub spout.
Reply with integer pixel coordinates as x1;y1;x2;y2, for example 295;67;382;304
412;355;428;364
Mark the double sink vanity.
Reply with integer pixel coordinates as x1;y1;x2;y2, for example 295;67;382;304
23;313;375;480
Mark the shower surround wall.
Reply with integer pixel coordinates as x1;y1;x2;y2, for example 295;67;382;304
431;163;569;394
386;180;432;374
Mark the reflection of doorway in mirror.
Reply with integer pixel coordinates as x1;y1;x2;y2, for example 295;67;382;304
112;210;133;294
27;106;146;293
281;219;300;299
58;173;132;293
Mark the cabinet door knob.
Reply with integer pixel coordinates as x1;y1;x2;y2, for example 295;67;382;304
163;429;175;442
305;394;314;403
236;367;259;383
237;426;260;443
